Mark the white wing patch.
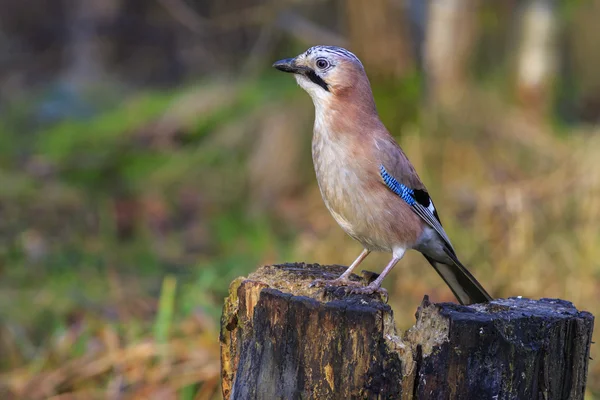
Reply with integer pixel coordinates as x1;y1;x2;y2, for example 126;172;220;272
427;200;436;215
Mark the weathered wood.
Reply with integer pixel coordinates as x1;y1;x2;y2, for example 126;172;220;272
220;263;594;400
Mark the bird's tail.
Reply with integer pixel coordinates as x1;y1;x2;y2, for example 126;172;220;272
423;253;493;305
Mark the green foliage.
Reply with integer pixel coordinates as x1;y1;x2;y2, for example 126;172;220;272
36;91;178;192
371;71;422;133
0;77;297;383
154;276;177;345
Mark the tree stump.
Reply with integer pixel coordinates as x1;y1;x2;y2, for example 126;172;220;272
220;263;594;399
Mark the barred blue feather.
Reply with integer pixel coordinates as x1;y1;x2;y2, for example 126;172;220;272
379;165;415;205
379;163;456;253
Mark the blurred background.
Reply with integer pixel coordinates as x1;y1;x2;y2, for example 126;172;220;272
0;0;599;398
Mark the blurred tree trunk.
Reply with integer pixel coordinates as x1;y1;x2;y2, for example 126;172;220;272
209;0;267;65
424;0;480;109
248;102;311;214
567;1;600;123
344;0;414;79
62;0;121;87
515;0;558;119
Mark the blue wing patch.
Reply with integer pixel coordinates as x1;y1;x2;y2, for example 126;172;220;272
379;165;415;205
379;164;454;251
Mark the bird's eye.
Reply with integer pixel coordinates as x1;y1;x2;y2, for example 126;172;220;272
316;58;330;69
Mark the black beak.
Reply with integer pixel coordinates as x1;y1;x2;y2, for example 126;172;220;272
272;56;330;92
272;58;304;74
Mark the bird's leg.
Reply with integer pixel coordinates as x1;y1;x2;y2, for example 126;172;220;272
347;251;404;296
336;248;372;282
310;249;371;288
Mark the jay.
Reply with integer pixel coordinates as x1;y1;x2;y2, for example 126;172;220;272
273;46;492;305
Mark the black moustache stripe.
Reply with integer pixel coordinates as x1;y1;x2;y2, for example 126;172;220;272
305;70;329;92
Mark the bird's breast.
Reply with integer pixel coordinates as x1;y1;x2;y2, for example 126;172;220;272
311;128;422;252
312;129;367;222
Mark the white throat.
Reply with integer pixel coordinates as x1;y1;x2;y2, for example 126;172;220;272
295;74;332;110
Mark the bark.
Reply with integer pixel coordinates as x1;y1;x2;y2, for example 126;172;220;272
220;263;594;399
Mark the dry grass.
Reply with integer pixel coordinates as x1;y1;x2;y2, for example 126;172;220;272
0;276;221;399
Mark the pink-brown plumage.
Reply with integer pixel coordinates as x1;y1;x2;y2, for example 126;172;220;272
312;98;425;253
273;45;492;304
309;53;426;253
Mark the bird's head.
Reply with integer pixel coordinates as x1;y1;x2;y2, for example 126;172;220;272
273;46;371;108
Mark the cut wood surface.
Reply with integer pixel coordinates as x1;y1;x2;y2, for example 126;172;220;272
220;263;594;400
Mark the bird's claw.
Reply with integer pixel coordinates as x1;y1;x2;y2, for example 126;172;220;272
309;277;362;288
345;284;388;300
310;278;388;302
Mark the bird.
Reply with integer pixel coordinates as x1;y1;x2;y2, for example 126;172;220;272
272;46;492;305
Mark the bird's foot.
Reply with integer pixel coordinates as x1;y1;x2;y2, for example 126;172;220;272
345;283;388;299
309;277;362;288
